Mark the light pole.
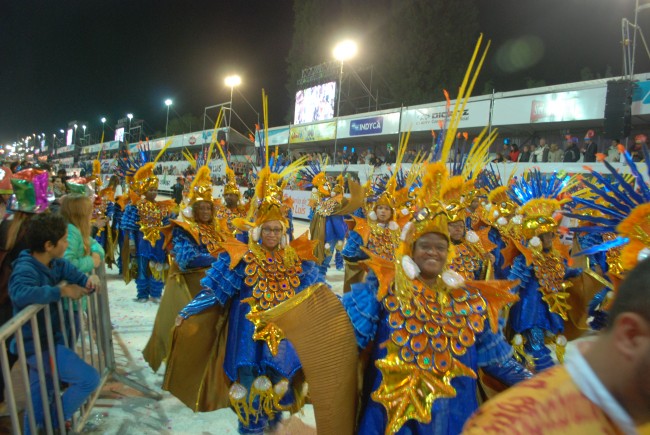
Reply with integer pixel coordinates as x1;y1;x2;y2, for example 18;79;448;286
165;99;172;138
73;124;78;146
224;75;242;128
82;125;87;145
127;113;133;142
332;39;358;164
101;117;106;142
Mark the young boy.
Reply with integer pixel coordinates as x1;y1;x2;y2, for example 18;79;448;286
9;213;99;433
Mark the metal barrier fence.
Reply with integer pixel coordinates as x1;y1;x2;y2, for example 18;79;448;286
0;264;161;434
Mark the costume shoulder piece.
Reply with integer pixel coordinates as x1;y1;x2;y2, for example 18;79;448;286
218;236;249;270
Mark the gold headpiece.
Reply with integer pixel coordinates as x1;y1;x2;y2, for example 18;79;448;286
519;198;562;239
440;176;467;223
487;185;518;217
617;203;650;270
188;165;213;205
223;167;240;196
131;162;158;195
92;159;102;187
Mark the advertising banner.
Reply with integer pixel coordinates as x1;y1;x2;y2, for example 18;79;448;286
335;111;401;139
492;87;607;125
400;99;491;131
254;127;290;147
289;121;336;144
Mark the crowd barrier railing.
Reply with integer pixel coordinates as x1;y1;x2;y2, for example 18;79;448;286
0;264;161;434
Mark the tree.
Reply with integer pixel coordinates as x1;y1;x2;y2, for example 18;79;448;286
377;0;480;105
286;0;481;117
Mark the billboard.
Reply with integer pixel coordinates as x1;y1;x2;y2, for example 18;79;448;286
115;127;125;142
294;81;337;124
66;128;73;146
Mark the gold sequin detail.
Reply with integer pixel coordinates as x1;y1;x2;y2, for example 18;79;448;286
243;244;302;355
136;200;172;246
382;280;488;373
449;243;481;281
533;250;571;320
367;222;400;261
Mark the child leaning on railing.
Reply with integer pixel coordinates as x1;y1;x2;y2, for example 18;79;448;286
8;213;99;434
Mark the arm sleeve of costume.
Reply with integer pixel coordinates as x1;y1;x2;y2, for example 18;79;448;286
297;260;322;289
341;230;368;262
9;263;61;308
563;261;582;279
179;252;240;318
506;254;532;292
121;205;139;241
341;273;381;349
63;227;95;274
171;227;214;271
475;319;512;367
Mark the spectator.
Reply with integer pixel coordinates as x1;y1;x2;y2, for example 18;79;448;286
518;145;531;162
508;144;520;162
9;213;99;432
563;137;581;162
532;138;549;163
171;177;184;205
385;146;397;164
607;140;621;163
464;258;650;434
528;144;537;162
631;134;647;162
350;149;359;164
547;143;563;162
492;152;506;163
501;143;511;157
582;132;598;163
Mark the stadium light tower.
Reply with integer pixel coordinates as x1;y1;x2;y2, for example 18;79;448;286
225;75;242;127
332;39;358;164
165;99;173;138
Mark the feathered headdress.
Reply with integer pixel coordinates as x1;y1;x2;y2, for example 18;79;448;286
231;90;308;236
127;140;172;196
299;156;331;197
508;168;571;240
565;145;650;271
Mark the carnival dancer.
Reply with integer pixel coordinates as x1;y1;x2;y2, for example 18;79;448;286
94;173;122;269
341;135;417;293
563;145;650;329
143;163;225;372
120;143;175;303
299;159;363;280
505;169;582;371
442;176;496;281
342;160;531;435
214;161;248;239
163;94;323;435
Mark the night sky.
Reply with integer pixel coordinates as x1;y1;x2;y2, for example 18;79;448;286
1;0;647;144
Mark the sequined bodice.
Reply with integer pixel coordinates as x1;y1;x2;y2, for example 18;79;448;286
215;205;246;234
367;223;400;261
136;200;171;246
196;222;224;256
449;243;482;280
383;281;488;373
243;247;302;311
242;244;303;356
532;250;571;320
